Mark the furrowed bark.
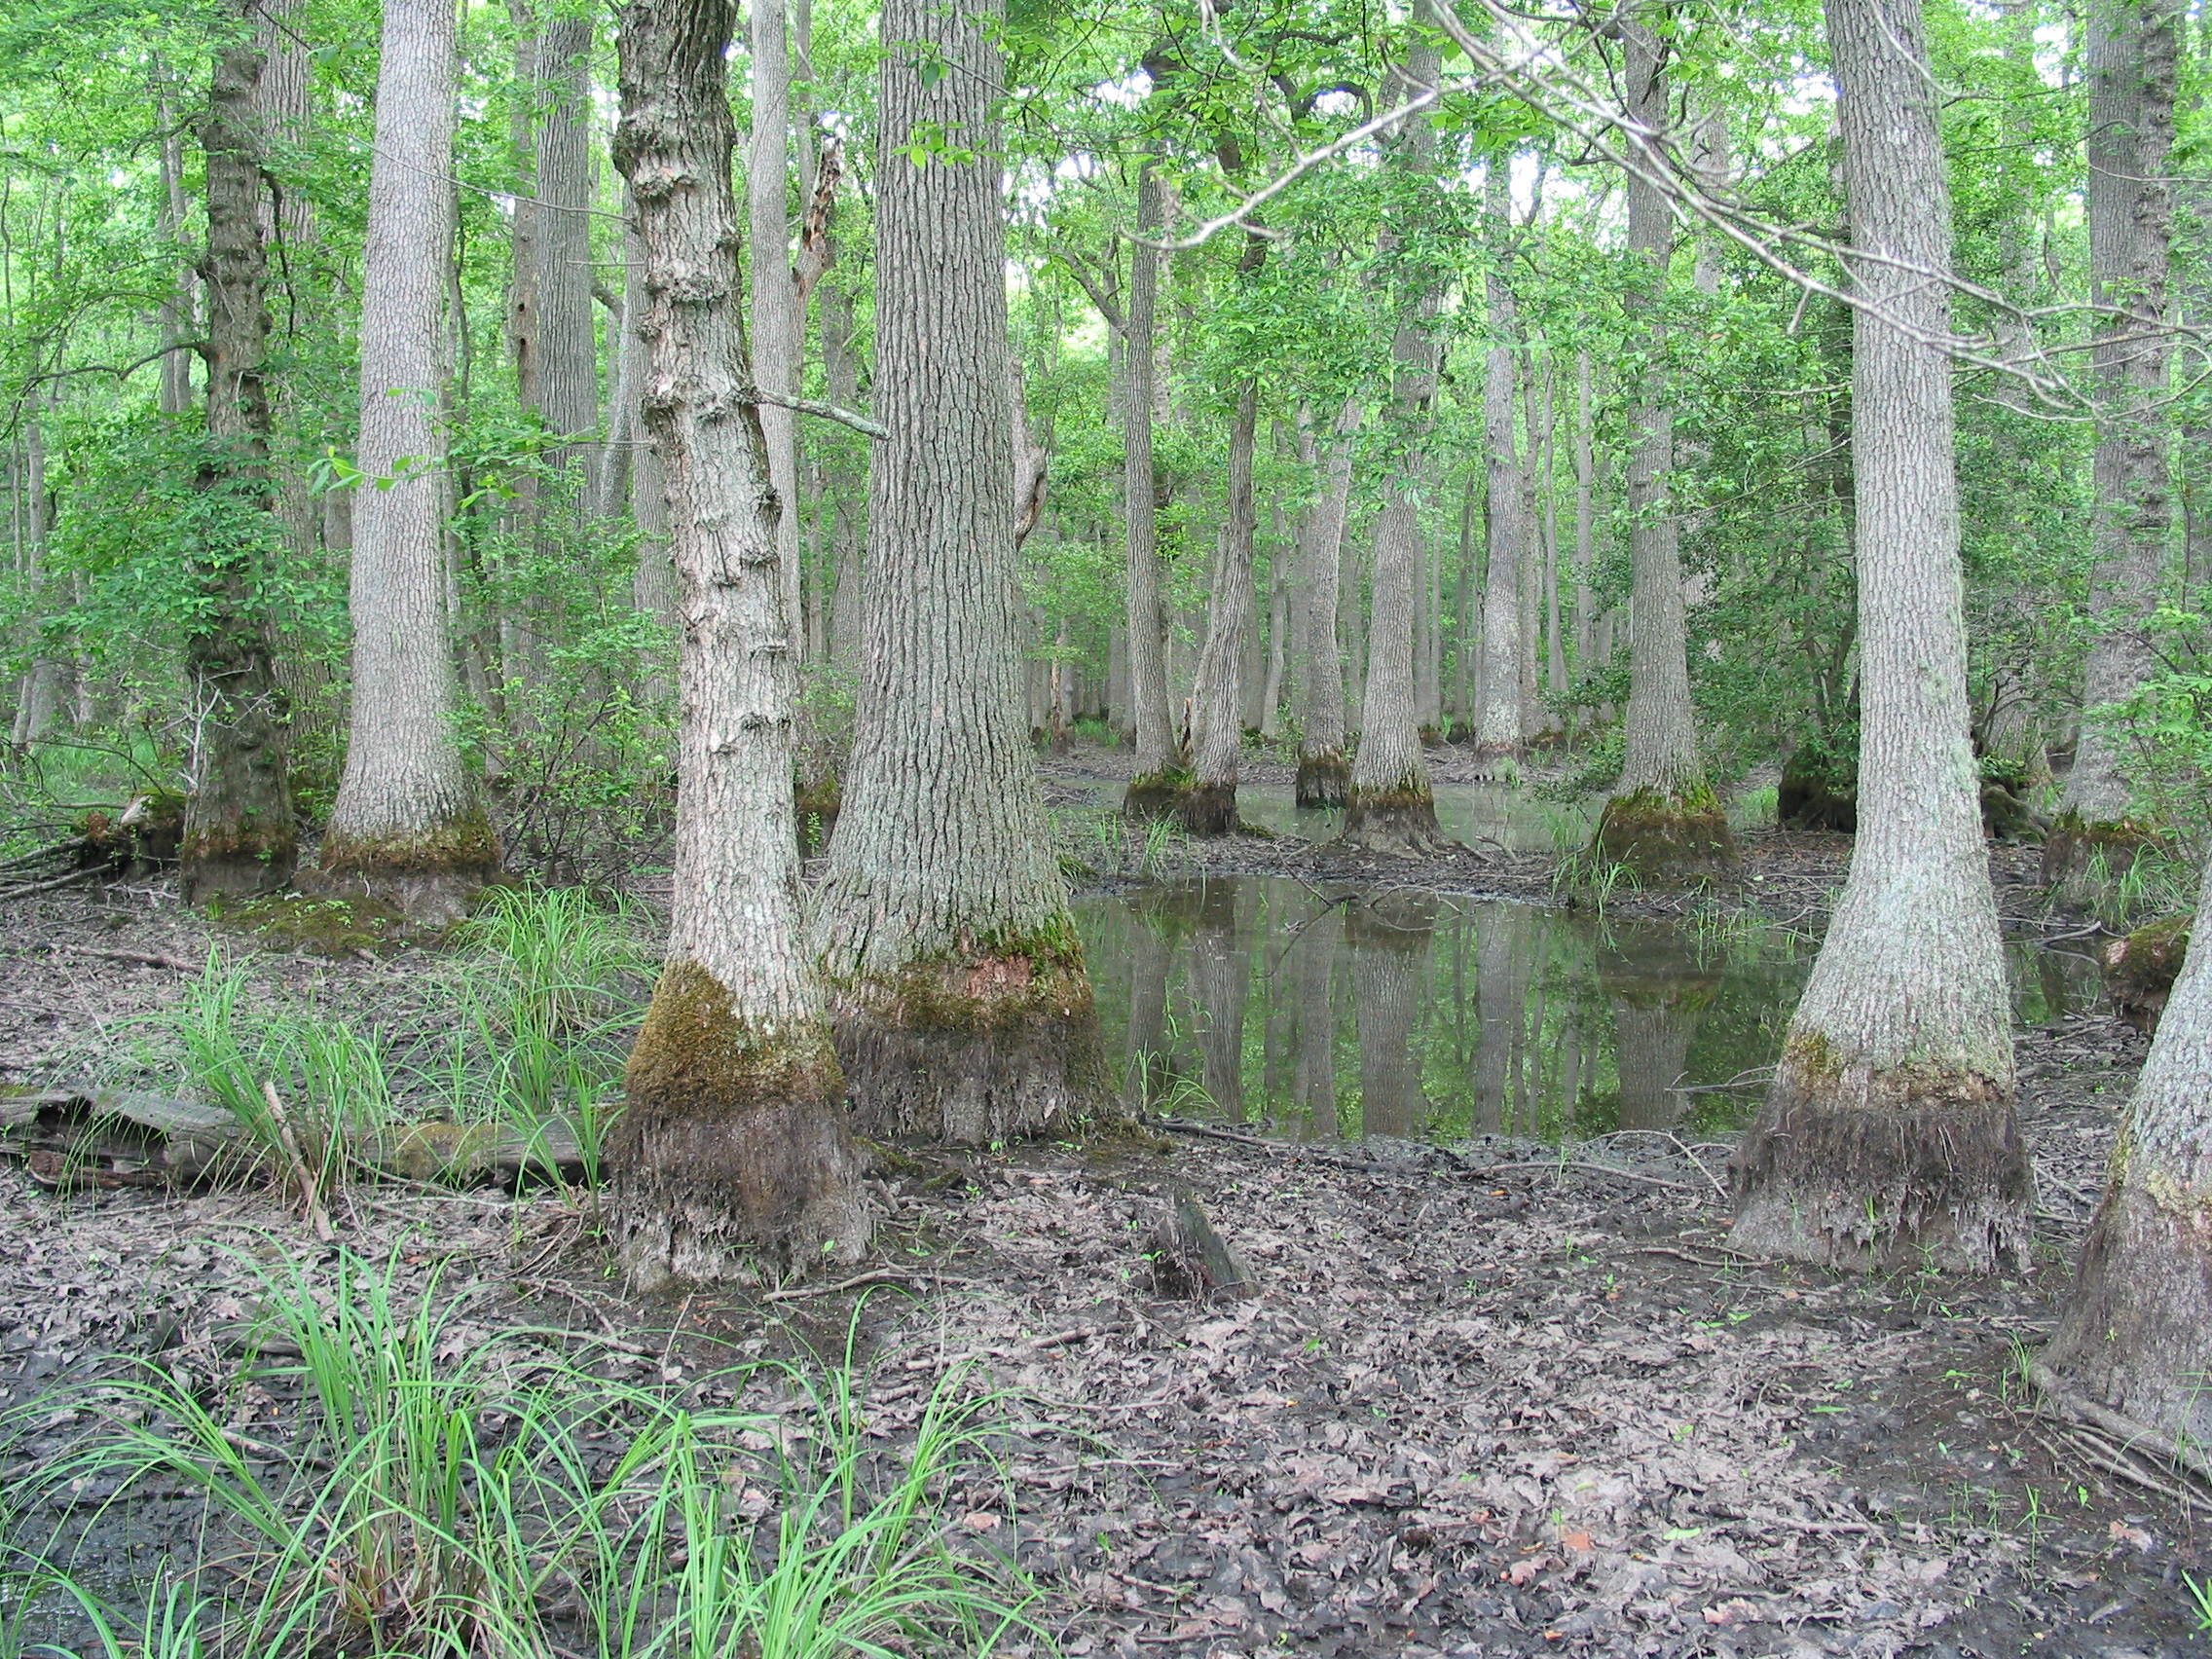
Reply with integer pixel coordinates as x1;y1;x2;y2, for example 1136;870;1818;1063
2045;0;2182;904
310;0;498;926
810;0;1111;1144
1730;0;2031;1274
609;0;867;1288
1294;398;1359;806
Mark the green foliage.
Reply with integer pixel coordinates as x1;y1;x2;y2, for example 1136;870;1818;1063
10;1251;1039;1659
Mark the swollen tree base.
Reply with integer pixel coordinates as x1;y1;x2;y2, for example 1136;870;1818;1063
182;827;298;907
1340;786;1446;856
1594;788;1741;883
1177;783;1237;837
832;942;1112;1144
1296;750;1350;808
298;811;501;928
611;961;869;1291
2040;1183;2212;1454
2042;811;2165;911
1124;768;1189;821
1731;1040;2033;1273
1468;744;1520;784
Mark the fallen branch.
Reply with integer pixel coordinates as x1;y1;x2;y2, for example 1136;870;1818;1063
0;837;85;873
1464;1161;1711;1196
0;868;95;901
50;943;195;971
762;1268;973;1303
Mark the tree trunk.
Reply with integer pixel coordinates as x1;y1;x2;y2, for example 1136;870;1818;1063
2042;843;2212;1446
820;262;865;674
1260;522;1288;741
309;0;498;924
1295;398;1360;804
1730;0;2031;1274
607;0;867;1288
1183;379;1259;834
750;0;806;651
2045;0;2181;902
1123;169;1181;814
1572;350;1595;672
1472;242;1529;776
1595;23;1738;880
182;4;299;904
810;0;1110;1143
1346;42;1445;851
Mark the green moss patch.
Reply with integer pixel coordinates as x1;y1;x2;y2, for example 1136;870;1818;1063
215;893;415;957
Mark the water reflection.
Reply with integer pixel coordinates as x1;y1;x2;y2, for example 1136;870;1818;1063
1074;875;2101;1144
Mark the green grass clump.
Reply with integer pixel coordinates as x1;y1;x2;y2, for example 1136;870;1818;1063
10;1250;1038;1659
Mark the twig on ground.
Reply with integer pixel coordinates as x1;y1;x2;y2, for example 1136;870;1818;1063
0;868;95;901
50;943;194;971
1465;1161;1711;1196
260;1080;336;1245
762;1268;974;1303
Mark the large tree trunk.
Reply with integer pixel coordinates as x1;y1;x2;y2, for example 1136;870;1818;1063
1183;379;1259;834
1594;23;1738;880
608;0;867;1289
2045;0;2181;903
820;259;865;674
1294;398;1359;804
181;3;299;904
810;0;1110;1143
309;0;498;925
1730;0;2031;1274
1123;169;1182;814
2041;844;2212;1448
1472;175;1529;777
750;0;806;650
508;9;600;469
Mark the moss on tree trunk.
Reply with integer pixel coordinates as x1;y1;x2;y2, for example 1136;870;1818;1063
1124;768;1189;821
1340;783;1445;855
300;809;501;928
1593;787;1740;882
1295;749;1349;808
2042;810;2166;912
1730;1035;2032;1272
831;934;1112;1144
612;961;867;1289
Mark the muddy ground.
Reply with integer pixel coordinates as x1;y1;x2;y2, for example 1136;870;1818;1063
0;825;2201;1659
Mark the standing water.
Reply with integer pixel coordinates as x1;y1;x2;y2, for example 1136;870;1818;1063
1073;875;2102;1145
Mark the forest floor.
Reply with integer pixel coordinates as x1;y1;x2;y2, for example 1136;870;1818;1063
0;833;2200;1659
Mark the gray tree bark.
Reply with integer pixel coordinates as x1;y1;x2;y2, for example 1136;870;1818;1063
2043;842;2212;1447
2046;0;2182;900
608;0;866;1286
181;2;299;904
1731;0;2031;1273
1123;168;1181;812
811;0;1110;1142
1595;21;1738;879
1294;398;1360;803
750;0;807;650
1346;33;1444;851
1472;166;1529;775
310;0;498;923
1183;377;1259;833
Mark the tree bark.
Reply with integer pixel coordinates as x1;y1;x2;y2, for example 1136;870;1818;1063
1183;377;1259;833
810;0;1110;1143
608;0;867;1288
1294;398;1360;804
1471;235;1530;776
2043;843;2212;1446
2045;0;2182;901
1730;0;2031;1274
310;0;498;924
1594;21;1738;880
750;0;807;651
1123;168;1181;813
182;3;299;904
1346;37;1444;852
